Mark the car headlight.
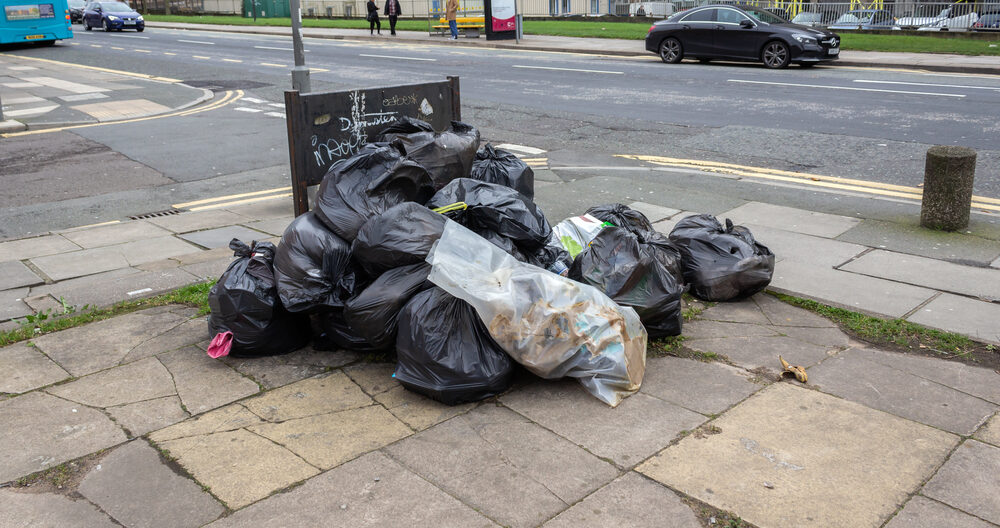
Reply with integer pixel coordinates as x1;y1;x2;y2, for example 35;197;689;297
791;33;818;44
107;15;119;20
137;15;143;20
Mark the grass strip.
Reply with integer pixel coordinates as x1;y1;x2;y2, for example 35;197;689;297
771;292;977;356
0;280;214;348
146;14;1000;54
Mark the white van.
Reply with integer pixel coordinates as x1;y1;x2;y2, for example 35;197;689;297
629;2;674;17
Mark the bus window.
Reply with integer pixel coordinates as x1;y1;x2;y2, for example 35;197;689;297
1;0;73;45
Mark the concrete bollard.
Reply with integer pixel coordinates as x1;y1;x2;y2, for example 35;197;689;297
920;145;977;232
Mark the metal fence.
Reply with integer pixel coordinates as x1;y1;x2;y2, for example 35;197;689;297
693;0;998;30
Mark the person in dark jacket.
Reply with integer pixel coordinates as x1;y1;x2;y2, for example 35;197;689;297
367;0;381;35
384;0;401;35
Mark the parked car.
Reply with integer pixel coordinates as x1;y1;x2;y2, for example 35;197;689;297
82;1;144;32
828;9;895;30
68;0;86;23
791;10;839;26
972;12;1000;30
644;4;841;69
896;3;979;30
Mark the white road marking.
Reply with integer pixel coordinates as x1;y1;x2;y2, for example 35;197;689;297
512;64;624;75
853;79;1000;91
4;104;59;117
267;103;284;108
234;107;263;112
7;66;38;71
265;111;286;118
163;52;176;55
2;95;45;104
727;79;966;98
242;97;267;103
193;55;212;59
222;58;242;63
117;35;149;39
59;93;109;102
178;39;215;45
260;62;287;67
254;45;308;51
21;76;108;94
495;143;546;155
134;49;151;53
359;53;436;61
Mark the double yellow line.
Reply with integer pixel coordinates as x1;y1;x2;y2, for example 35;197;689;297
618;154;1000;213
2;90;244;138
173;186;292;212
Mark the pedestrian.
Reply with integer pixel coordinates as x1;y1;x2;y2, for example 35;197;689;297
384;0;401;36
446;0;459;39
367;0;381;35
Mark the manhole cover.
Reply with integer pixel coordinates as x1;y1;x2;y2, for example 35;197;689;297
184;79;272;91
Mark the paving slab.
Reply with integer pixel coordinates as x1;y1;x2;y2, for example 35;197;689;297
78;440;224;528
220;349;351;389
0;342;70;394
207;451;496;528
0;392;127;483
158;429;320;509
685;335;836;372
344;363;397;396
837;218;1000;267
697;298;773;326
123;318;208;364
60;221;171;249
0;260;43;291
975;412;1000;447
386;404;619;528
170;246;232;266
374;384;476;431
149;404;263;443
993;255;1000;269
224;200;294;220
854;348;1000;405
0;287;31;321
0;489;118;527
503;380;705;467
50;268;202;309
178;225;274;250
241;217;293;237
774;325;851;349
841;249;1000;301
147;210;246;234
722;202;861;238
180;256;234;281
0;234;79;262
808;349;997;435
46;356;176;409
769;259;937;318
249;405;411;470
754;294;838;328
26;267;139;300
31;309;189;377
640;356;762;415
626;201;681;223
158;347;260;415
638;383;958;528
923;440;1000;525
740;223;868;267
23;293;62;314
107;395;188;437
542;472;701;528
681;320;779;340
906;293;1000;345
242;372;371;422
116;236;203;267
650;211;699;237
885;496;994;528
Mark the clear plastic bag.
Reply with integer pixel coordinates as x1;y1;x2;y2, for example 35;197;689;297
426;220;647;407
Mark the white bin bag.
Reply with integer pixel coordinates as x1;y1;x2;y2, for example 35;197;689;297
426;220;647;407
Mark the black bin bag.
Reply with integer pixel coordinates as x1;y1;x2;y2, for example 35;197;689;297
394;287;515;405
351;202;446;276
208;239;310;357
343;262;433;351
377;117;480;190
586;203;655;236
312;309;384;353
668;214;775;302
570;227;685;337
274;212;359;313
314;142;435;241
469;143;534;200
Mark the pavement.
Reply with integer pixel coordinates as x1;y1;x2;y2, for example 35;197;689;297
2;25;1000;528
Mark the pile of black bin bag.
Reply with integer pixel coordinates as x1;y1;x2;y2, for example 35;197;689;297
207;117;775;406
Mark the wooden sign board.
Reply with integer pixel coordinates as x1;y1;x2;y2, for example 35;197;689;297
284;76;461;216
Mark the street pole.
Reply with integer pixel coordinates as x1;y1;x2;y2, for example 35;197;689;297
289;0;311;93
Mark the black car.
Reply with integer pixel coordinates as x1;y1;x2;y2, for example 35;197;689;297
645;4;840;68
69;0;86;22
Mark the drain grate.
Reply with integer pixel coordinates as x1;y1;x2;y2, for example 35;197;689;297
128;209;182;220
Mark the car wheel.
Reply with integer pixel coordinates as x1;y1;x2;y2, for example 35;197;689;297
762;40;790;69
659;37;683;64
84;19;91;30
104;19;112;32
136;27;144;32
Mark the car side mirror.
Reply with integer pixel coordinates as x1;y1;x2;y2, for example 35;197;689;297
739;19;754;28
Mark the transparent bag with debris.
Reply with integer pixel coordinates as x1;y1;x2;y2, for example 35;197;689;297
426;220;648;407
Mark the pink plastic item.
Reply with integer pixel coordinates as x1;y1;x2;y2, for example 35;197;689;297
207;331;233;359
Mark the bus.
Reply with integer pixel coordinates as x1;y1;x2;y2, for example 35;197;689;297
0;0;73;45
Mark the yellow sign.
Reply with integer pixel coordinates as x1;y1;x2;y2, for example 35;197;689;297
24;34;45;39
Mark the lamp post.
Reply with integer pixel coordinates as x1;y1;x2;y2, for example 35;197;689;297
289;0;311;93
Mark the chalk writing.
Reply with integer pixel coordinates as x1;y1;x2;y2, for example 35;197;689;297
383;93;418;107
309;90;401;168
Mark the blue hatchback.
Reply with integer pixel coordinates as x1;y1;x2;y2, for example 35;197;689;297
82;0;143;31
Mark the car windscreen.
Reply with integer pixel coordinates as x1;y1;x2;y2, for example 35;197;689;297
69;0;85;7
100;1;133;10
744;8;786;24
792;12;820;22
